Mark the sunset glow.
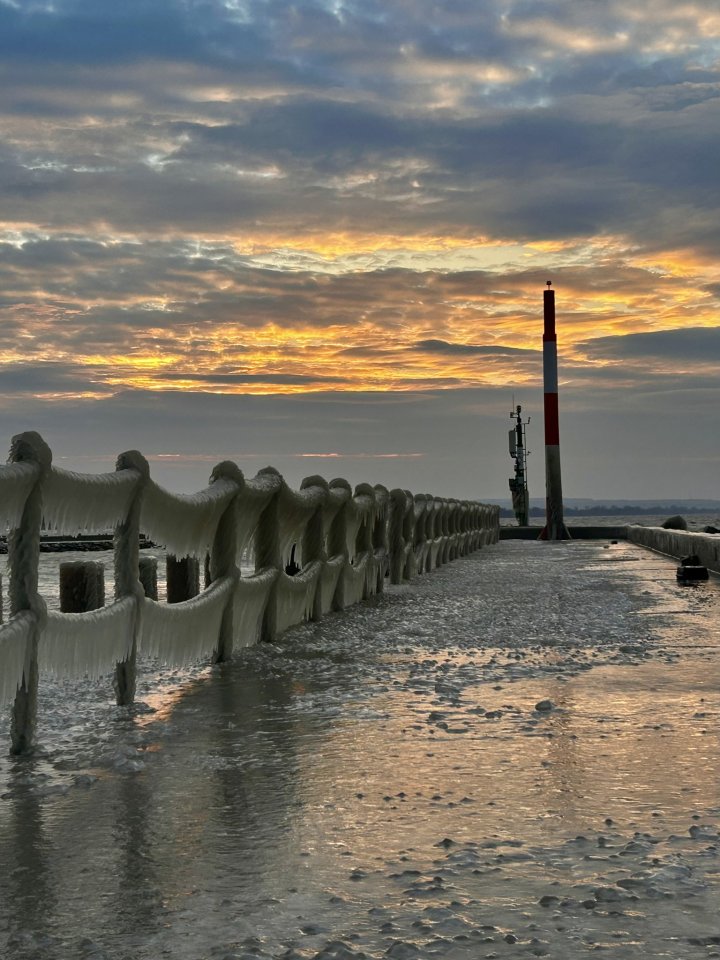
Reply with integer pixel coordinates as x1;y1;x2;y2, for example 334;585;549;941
0;0;718;497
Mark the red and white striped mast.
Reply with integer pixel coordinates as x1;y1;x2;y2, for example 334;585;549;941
539;280;570;540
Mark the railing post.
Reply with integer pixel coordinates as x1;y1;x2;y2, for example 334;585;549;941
402;489;416;580
432;499;441;566
208;461;243;662
301;475;328;621
413;494;427;575
440;498;450;565
256;467;282;641
459;501;468;556
113;450;149;706
353;483;375;599
388;488;407;584
139;556;158;600
450;500;458;560
60;561;105;612
9;431;51;755
328;479;351;610
372;485;389;593
166;556;200;602
354;483;374;558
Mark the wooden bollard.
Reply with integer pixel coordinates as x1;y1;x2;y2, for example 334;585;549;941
139;555;158;601
166;555;199;603
60;560;105;612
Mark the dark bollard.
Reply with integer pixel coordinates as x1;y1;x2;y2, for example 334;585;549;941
59;560;105;612
166;555;200;603
139;555;158;601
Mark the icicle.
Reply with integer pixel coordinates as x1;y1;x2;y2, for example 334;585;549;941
139;576;234;666
0;613;34;706
0;461;39;531
40;598;135;679
233;569;277;648
141;477;240;558
275;562;321;634
43;467;142;535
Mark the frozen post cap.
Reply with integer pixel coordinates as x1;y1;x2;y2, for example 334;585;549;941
115;450;150;478
329;478;353;494
301;475;329;492
210;460;244;486
9;431;52;469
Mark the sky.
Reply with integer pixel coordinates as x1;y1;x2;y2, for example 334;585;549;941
1;0;719;501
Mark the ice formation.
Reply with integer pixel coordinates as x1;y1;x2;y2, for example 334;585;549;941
0;430;500;750
0;612;34;706
275;562;321;634
342;554;373;608
319;556;344;614
234;481;276;559
233;570;276;649
139;577;234;665
141;476;240;558
0;462;39;531
276;482;326;566
40;598;136;679
43;467;141;535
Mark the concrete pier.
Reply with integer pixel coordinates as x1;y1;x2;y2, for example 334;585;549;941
0;540;718;958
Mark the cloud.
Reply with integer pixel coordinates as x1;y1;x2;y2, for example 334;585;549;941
413;339;538;356
155;371;348;386
0;361;114;396
0;0;719;500
580;327;720;363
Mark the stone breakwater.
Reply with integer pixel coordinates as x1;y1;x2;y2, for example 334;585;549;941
628;526;720;574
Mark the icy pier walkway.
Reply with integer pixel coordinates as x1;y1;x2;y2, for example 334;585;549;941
1;540;719;960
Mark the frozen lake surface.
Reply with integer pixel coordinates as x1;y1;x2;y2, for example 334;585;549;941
0;540;718;959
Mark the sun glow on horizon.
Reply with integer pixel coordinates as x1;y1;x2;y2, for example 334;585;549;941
1;226;718;400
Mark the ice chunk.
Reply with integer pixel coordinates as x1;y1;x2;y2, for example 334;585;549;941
41;598;135;679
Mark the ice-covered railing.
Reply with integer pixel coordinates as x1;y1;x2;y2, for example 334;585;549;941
0;431;500;753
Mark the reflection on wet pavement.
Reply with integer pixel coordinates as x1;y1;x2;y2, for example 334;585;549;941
0;540;718;958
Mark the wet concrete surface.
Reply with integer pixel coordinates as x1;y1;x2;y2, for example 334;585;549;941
0;539;718;959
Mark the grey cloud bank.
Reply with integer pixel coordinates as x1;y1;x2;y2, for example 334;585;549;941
0;0;718;499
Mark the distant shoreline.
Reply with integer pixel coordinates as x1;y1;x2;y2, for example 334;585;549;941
499;504;720;519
